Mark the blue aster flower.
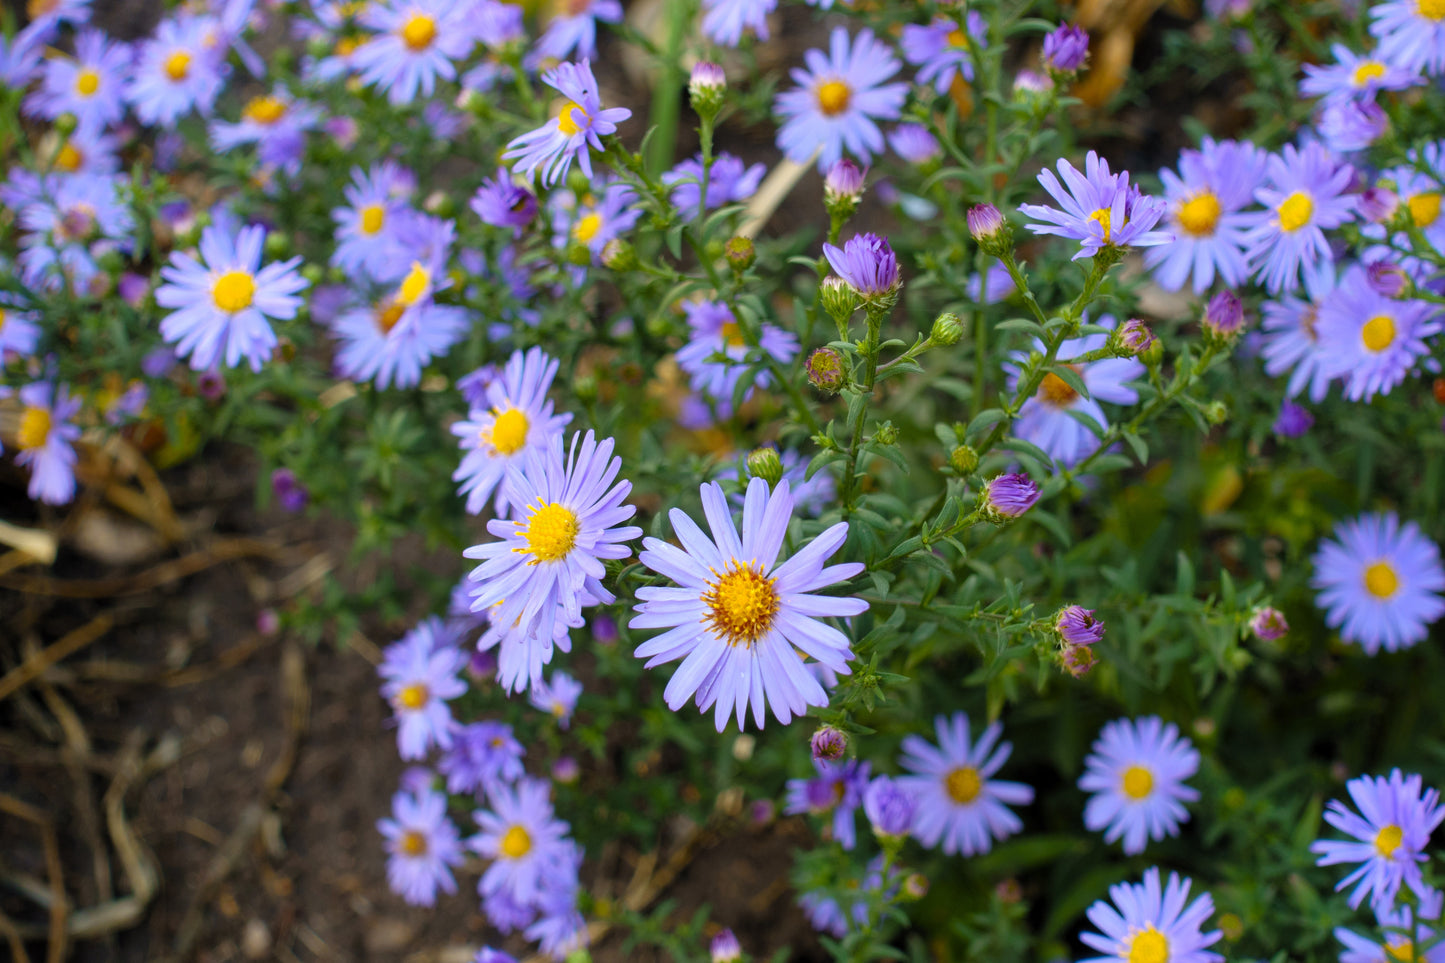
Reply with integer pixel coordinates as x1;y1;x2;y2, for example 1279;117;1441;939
1335;890;1445;963
439;720;525;796
661;152;766;220
1315;263;1439;401
899;12;986;94
49;128;121;175
471;167;538;234
331;161;416;281
1382;142;1445;257
1243;141;1358;294
1312;512;1445;654
15;0;91;46
775;26;908;172
1300;43;1422;105
549;177;641;260
210;88;322;176
0;295;42;359
503;60;631;187
1079;716;1200;855
1313;770;1445;910
897;711;1034;856
471;778;578;907
1079;868;1223;963
156;218;309;372
378;618;468;760
676;299;799;414
352;0;473;105
630;478;866;731
534;0;621;62
1260;258;1340;402
12;381;82;505
17;172;134;294
25;29;131;135
785;758;871;849
1370;0;1445;75
1145;137;1267;293
1020;151;1171;260
702;0;777;46
127;14;228;129
378;787;465;906
529;670;583;728
328;283;470;389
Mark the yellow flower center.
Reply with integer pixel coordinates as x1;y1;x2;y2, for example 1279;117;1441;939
1388;939;1417;961
164;50;192;81
397;262;430;306
1127;926;1169;963
1365;561;1400;599
946;27;970;47
1277;191;1313;232
1121;765;1154;800
0;308;6;332
1089;207;1112;243
336;35;362;58
54;141;82;172
1419;0;1445;20
243;95;288;125
397;683;428;709
500;825;532;859
1376;823;1404;857
212;271;257;313
720;321;746;348
401;13;436;51
516;501;580;563
359;203;386;235
702;562;780;647
488;407;529;455
1176;191;1221;237
399;830;428;856
29;0;60;16
374;300;406;334
551;701;567;717
1362;314;1396;353
73;67;100;98
1408;192;1442;228
1351;60;1387;86
572;211;603;243
556;101;587;137
816;79;852;116
945;765;982;804
17;407;52;450
1038;370;1080;408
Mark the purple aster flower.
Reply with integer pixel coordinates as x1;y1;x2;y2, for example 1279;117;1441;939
270;468;308;512
529;670;583;728
25;29;130;135
1273;400;1314;438
899;12;987;94
1369;0;1445;74
534;0;621;62
155;219;308;372
822;232;900;298
1382;143;1445;257
1042;23;1090;72
1146;137;1267;293
127;15;228;129
899;712;1034;855
452;346;573;516
1078;868;1222;963
378;618;467;760
676;299;798;410
1313;769;1445;910
785;758;871;849
1020;151;1171;260
472;167;538;234
482;887;536;934
1260;259;1339;402
49;128;120;176
16;0;92;46
352;0;472;104
863;775;915;839
1334;890;1445;963
378;788;464;906
775;26;908;172
210;88;322;176
464;430;642;651
980;472;1041;520
328;281;471;390
524;884;589;960
1312;512;1445;654
330;162;416;282
1366;259;1410;298
17;172;134;295
1316;99;1389;153
1056;605;1105;645
439;720;525;796
0;295;42;359
662;152;766;220
1243;142;1358;295
1249;606;1289;640
471;778;577;907
1360;184;1400;223
1316;263;1440;401
702;0;777;46
1300;43;1421;105
504;59;631;187
710;929;742;963
631;478;867;731
888;122;941;164
12;382;82;505
1079;716;1200;855
1006;315;1145;468
550;178;642;260
810;725;847;762
0;30;44;88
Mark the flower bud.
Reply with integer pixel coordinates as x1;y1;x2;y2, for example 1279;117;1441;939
949;444;979;475
1272;400;1313;438
256;609;281;636
1249;606;1288;641
271;468;309;513
1139;335;1164;368
931;312;964;346
1043;24;1090;73
1109;318;1154;357
1055;605;1104;646
746;447;784;487
1060;642;1098;678
820;275;859;326
903;874;930;900
824;159;867;220
709;929;741;963
1201;290;1245;344
1204;400;1228;424
601;238;638;271
55;112;78;136
810;725;847;762
1365;259;1410;299
863;775;914;840
1359;185;1399;223
725;235;755;273
873;421;897;445
552;756;580;784
422;189;453;216
264;231;291;258
967;203;1013;257
806;347;847;394
980;472;1040;522
689;61;727;120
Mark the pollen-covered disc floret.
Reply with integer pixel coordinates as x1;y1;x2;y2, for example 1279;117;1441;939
1311;511;1445;654
1077;868;1223;963
630;478;866;732
898;712;1034;856
1079;716;1200;855
1311;769;1445;910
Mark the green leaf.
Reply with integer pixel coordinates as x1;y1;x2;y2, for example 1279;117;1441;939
966;407;1008;437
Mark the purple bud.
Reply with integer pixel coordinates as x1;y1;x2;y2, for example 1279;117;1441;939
1042;23;1090;72
399;766;434;794
1272;400;1313;438
142;346;178;378
863;775;915;839
256;608;280;636
1249;606;1288;641
1055;605;1105;646
810;725;847;762
1365;259;1409;298
822;232;899;299
749;798;776;827
967;203;1006;242
468;647;498;680
471;167;536;231
1061;642;1098;678
710;929;742;963
806;346;847;394
1112;318;1155;356
1316;99;1387;153
824;159;866;205
593;613;618;645
1202;290;1245;339
117;272;150;307
1359;185;1399;223
690;61;726;92
271;468;309;513
324;115;359;150
982;472;1041;519
552;756;580;784
1013;69;1054;96
196;369;226;401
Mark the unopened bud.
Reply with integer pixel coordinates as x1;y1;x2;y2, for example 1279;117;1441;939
806;347;846;394
689;61;727;120
1366;259;1410;299
810;725;847;762
903;873;930;900
1110;318;1154;357
949;444;979;475
967;203;1013;257
931;312;964;346
746;447;784;487
1249;606;1288;641
1201;290;1246;344
709;929;741;963
824;159;866;220
1204;400;1228;424
725;235;755;273
1042;23;1090;74
873;421;898;445
821;275;859;326
264;231;291;258
1360;185;1399;223
601;238;637;271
